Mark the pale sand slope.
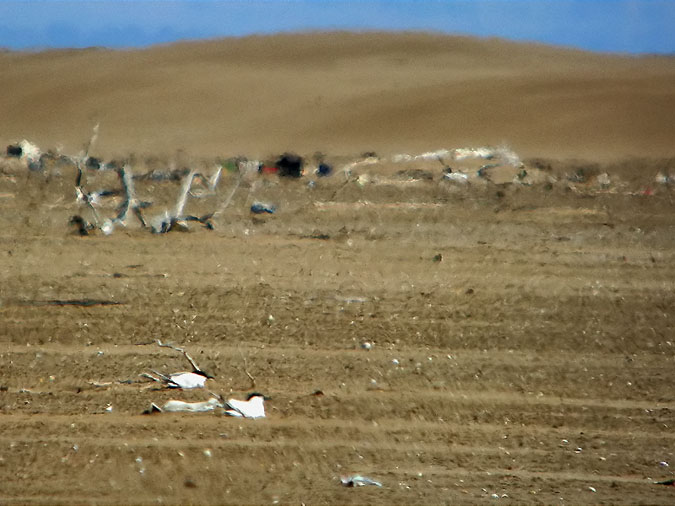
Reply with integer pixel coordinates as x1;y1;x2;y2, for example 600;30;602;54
1;31;673;161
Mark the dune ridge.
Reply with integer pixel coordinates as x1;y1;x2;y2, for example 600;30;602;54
1;31;673;161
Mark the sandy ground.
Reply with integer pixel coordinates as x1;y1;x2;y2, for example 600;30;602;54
1;32;675;505
1;32;674;160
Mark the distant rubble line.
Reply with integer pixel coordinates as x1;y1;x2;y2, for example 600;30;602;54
3;137;674;190
3;138;527;186
1;135;674;239
4;138;521;168
4;137;673;175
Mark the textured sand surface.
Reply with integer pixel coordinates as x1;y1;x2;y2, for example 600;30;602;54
1;32;674;160
1;32;674;505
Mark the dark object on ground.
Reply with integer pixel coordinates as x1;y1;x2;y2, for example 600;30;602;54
251;202;276;214
655;479;675;486
85;157;102;170
317;163;332;177
275;153;303;178
69;215;95;236
6;144;22;157
305;231;330;240
19;299;124;307
184;213;215;230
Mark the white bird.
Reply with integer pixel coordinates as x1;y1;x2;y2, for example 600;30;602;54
224;393;268;418
142;369;213;389
340;475;383;487
160;397;223;413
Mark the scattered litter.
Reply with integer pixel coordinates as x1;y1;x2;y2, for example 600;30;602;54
588;486;597;493
62;127;241;236
361;342;373;351
659;461;669;467
340;475;382;487
224;393;268;418
655;479;675;486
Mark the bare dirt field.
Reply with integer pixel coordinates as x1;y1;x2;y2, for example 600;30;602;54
1;32;675;505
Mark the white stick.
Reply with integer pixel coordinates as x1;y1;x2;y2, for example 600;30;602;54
174;170;196;219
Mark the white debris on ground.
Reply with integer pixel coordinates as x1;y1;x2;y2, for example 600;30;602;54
18;140;42;167
340;475;383;487
336;145;528;187
443;172;469;183
655;172;672;185
391;148;452;163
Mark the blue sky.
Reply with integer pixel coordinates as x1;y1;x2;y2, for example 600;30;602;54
1;0;673;54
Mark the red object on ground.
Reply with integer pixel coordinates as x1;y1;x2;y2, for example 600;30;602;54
260;166;278;174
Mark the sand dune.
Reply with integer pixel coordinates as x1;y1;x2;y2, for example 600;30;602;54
1;31;673;160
